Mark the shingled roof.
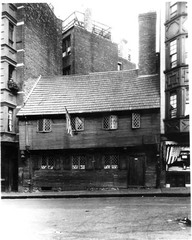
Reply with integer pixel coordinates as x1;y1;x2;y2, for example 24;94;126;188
17;70;160;116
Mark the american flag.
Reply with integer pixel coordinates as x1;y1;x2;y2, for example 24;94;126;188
65;107;73;137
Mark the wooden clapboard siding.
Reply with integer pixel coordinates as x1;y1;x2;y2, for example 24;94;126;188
25;148;157;191
19;110;160;150
32;169;128;190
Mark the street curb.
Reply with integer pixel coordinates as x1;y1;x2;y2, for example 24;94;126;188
1;192;190;199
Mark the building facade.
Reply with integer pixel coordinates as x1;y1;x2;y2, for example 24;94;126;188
17;71;160;192
1;3;18;191
62;11;136;75
1;3;62;191
16;11;161;192
161;2;189;187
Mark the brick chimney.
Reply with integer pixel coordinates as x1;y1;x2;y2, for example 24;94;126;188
138;12;157;75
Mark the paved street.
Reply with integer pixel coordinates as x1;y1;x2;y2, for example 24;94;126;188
0;197;191;240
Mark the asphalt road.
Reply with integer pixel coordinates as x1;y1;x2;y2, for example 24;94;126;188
0;197;191;240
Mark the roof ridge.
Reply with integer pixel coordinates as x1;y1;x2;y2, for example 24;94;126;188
88;68;138;76
138;74;159;78
39;69;139;80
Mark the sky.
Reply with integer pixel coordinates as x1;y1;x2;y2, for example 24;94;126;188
50;0;162;64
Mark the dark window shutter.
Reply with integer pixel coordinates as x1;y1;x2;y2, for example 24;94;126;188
95;154;103;170
119;154;127;170
86;155;94;170
54;157;61;170
33;155;41;170
63;155;71;170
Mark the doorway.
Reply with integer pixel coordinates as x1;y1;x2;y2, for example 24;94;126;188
127;155;146;187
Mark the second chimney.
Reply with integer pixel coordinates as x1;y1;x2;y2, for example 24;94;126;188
138;12;157;75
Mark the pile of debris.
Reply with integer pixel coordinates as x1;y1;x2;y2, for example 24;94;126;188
176;217;191;227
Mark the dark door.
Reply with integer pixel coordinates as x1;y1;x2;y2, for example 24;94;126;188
1;144;18;192
127;155;146;187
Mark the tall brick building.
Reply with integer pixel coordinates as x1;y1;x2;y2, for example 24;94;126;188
62;10;136;75
161;2;189;187
1;3;62;191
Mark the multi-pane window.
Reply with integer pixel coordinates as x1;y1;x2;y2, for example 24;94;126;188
71;117;84;131
8;108;13;132
170;92;177;118
132;113;141;129
41;155;55;169
72;155;86;170
62;35;71;57
9;22;14;45
37;119;51;132
103;115;118;130
104;155;119;169
170;40;177;68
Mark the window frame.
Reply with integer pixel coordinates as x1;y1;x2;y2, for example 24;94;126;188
169;92;177;118
8;64;15;80
185;88;189;116
103;115;118;130
132;113;141;129
71;117;85;132
41;155;55;170
170;3;177;18
37;119;52;133
72;155;86;170
170;39;177;68
9;22;14;45
8;108;13;132
185;36;188;64
104;154;119;170
62;35;71;57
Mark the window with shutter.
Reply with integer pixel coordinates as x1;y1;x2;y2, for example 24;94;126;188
103;115;118;130
63;155;71;170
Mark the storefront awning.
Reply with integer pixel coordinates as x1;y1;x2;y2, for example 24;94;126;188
165;143;189;165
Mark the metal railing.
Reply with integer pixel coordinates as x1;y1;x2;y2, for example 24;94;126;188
62;11;111;40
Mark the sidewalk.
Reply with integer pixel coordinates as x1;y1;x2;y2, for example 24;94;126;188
1;187;190;199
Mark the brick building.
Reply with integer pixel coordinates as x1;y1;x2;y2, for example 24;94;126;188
62;10;136;75
1;3;62;191
160;2;189;187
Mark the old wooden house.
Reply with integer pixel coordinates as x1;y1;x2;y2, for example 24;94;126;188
17;69;160;192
